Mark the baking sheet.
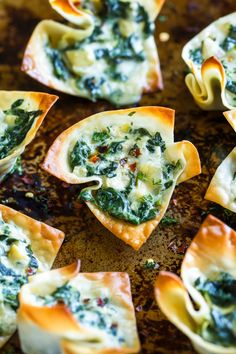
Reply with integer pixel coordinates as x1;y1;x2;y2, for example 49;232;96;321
0;0;235;353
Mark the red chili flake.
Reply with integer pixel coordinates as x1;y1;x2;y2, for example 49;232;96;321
98;145;108;153
177;242;189;254
134;148;141;157
97;298;106;307
83;298;90;304
73;1;81;7
89;155;100;163
27;267;34;276
129;163;136;172
120;158;127;166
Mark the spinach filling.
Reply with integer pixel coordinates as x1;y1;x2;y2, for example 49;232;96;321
40;283;125;342
195;272;236;347
195;272;236;307
70;126;182;225
226;80;236;95
45;0;154;103
189;48;203;65
0;219;39;335
221;25;236;52
0;99;42;160
0;274;27;312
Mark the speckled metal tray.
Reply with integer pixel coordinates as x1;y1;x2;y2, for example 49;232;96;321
0;0;236;353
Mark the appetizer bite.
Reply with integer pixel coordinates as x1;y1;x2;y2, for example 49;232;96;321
0;91;57;181
205;110;236;211
0;204;64;348
18;262;140;354
155;215;236;354
42;107;201;250
182;12;236;110
22;0;165;105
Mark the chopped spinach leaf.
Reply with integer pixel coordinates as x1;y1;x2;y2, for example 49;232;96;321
0;275;27;311
70;141;91;169
11;99;24;109
189;48;203;65
226;80;236;94
144;259;159;269
0;264;16;276
200;309;236;347
46;44;70;80
43;283;82;313
92;130;110;143
0;100;42;160
221;25;236;52
133;127;152;137
146;132;166;153
128;111;136;117
195;272;236;307
82;76;105;101
108;141;123;154
95;187;140;224
161;216;178;226
86;161;119;178
135;4;154;36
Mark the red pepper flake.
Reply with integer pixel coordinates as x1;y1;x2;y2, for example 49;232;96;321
89;155;100;163
177;242;189;254
73;1;81;7
98;145;108;153
129;163;136;172
27;267;34;276
83;298;90;304
134;147;141;157
97;298;106;307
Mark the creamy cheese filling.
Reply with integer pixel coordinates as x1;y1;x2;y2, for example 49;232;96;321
45;0;155;105
69;115;183;225
194;272;236;347
0;99;42;160
188;23;236;106
0;213;41;336
35;281;126;347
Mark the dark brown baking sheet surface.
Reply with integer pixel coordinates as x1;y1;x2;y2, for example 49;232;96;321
0;0;235;353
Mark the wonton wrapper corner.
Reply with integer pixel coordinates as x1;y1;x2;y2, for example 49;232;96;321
182;12;236;111
22;0;165;104
0;203;64;348
0;91;58;181
155;214;236;354
18;262;140;354
42;106;201;250
205;109;236;212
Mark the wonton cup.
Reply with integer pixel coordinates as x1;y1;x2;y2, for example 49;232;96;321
42;106;201;250
0;91;57;181
205;110;236;212
182;12;236;110
0;204;64;348
155;214;236;354
18;261;140;354
22;0;165;105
